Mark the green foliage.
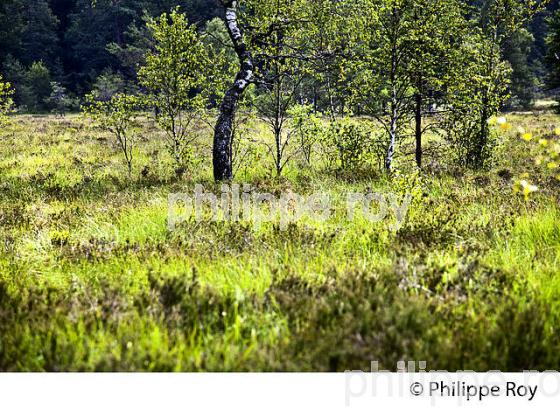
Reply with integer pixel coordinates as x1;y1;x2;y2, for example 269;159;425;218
83;92;142;176
504;29;538;109
349;0;490;170
138;8;209;173
534;128;560;178
546;9;560;110
0;0;555;118
441;30;511;168
392;168;423;203
243;0;312;176
468;0;549;166
4;60;55;112
25;61;53;111
202;17;238;102
0;75;14;124
46;82;74;116
322;118;384;171
231;110;260;179
288;104;323;165
64;0;153;89
0;1;25;61
476;0;548;38
302;0;357;119
106;14;154;81
349;0;415;169
19;0;61;70
92;70;127;102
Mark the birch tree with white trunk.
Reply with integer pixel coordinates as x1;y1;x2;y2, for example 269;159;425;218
213;0;255;181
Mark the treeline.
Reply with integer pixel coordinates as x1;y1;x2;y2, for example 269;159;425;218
0;0;221;110
0;0;558;113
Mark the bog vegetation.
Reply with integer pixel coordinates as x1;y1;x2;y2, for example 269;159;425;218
0;0;559;371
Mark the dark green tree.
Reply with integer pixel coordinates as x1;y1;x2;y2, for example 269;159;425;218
24;61;53;111
20;0;61;71
504;28;538;109
546;8;560;109
46;81;74;116
0;0;25;66
92;69;127;102
3;58;53;112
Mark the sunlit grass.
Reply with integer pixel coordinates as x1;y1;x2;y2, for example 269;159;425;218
0;112;559;371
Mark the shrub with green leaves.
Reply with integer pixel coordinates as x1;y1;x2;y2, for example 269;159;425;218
23;61;53;112
0;75;15;125
92;70;127;102
288;104;323;166
83;93;142;177
138;8;209;174
322;119;384;171
442;35;511;169
46;82;74;116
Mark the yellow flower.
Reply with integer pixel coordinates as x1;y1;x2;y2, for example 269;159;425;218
555;127;560;137
547;162;558;170
524;184;538;199
539;139;549;147
500;123;512;131
518;179;538;200
521;133;532;142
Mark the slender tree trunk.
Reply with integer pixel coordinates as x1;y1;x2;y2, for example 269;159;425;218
274;77;283;176
476;26;499;168
387;93;397;171
386;39;398;171
313;85;318;113
477;100;489;167
275;128;282;177
415;90;422;168
275;127;282;176
213;1;254;181
385;5;400;172
325;68;337;122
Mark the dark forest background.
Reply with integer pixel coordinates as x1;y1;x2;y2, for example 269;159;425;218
0;0;558;112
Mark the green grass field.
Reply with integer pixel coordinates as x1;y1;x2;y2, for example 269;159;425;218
0;112;559;371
